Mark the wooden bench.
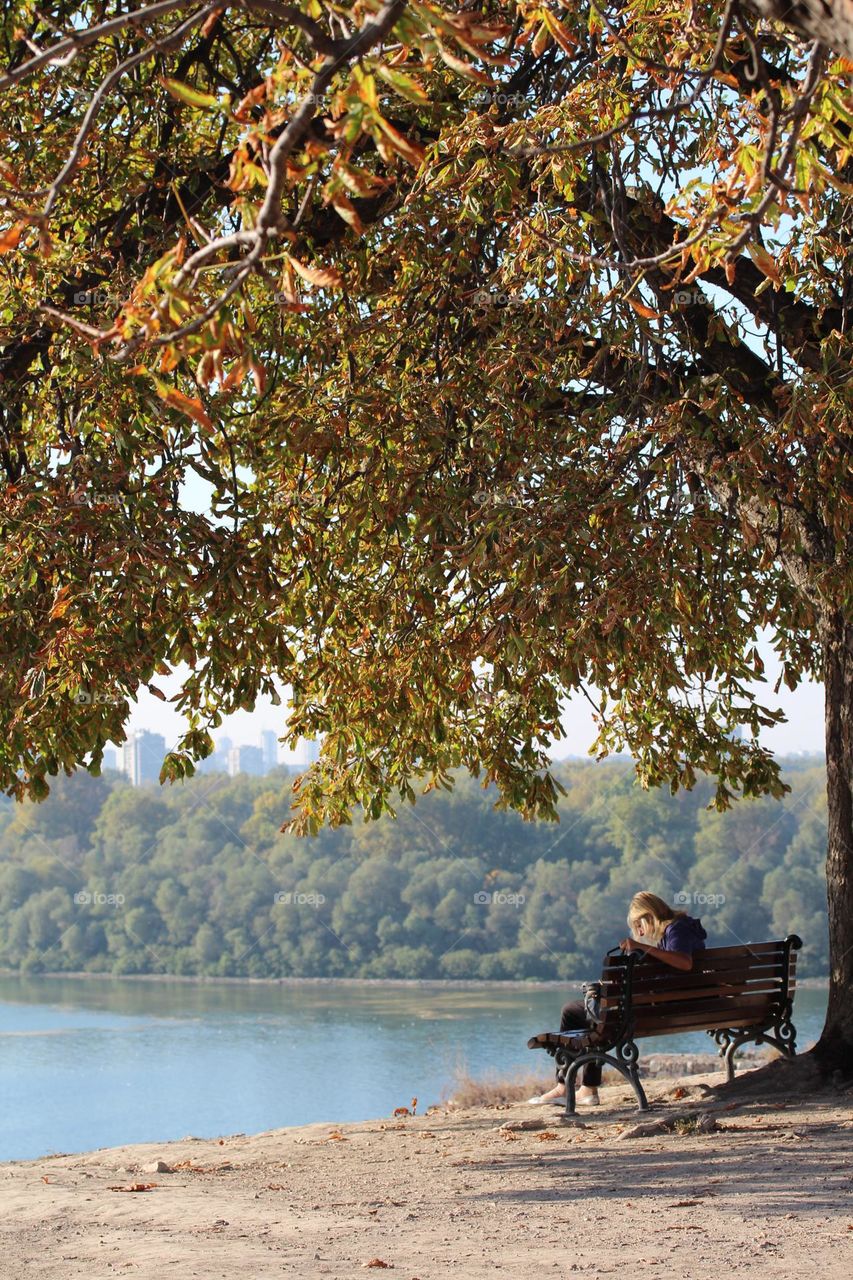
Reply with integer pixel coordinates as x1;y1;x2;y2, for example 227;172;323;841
528;935;802;1114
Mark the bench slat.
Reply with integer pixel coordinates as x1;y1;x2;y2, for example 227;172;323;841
596;957;783;972
624;980;788;1006
632;996;776;1032
632;1012;775;1037
602;968;787;995
603;941;787;964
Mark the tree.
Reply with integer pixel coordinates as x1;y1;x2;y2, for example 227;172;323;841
1;3;851;1068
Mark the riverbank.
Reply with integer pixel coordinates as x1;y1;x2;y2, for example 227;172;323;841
0;968;831;990
3;1060;851;1279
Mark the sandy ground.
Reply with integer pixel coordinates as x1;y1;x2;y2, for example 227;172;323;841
3;1063;852;1280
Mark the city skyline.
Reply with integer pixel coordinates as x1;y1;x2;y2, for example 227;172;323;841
105;726;322;783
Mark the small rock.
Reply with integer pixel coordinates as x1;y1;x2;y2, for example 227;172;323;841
141;1160;173;1174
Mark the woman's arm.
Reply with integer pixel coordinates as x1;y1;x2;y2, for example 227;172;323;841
618;938;694;972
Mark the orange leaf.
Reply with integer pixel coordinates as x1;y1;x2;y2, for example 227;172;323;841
251;361;267;395
333;162;389;198
330;193;365;234
49;587;72;620
374;116;426;167
286;256;344;289
153;379;212;429
0;221;26;254
543;10;579;54
435;41;492;83
233;81;268;121
627;296;659;320
748;242;781;286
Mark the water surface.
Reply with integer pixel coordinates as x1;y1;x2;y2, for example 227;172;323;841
0;975;827;1161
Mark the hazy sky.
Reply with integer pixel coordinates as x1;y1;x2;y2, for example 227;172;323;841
114;474;824;763
119;647;824;765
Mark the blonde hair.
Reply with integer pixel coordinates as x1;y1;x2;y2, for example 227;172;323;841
627;892;686;944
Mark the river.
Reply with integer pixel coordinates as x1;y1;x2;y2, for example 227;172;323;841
0;975;827;1161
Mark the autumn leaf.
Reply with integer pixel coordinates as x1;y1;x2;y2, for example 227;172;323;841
748;243;782;287
329;193;365;234
374;116;427;167
152;377;212;429
542;10;579;54
626;297;660;320
333;162;389;198
0;222;26;254
287;256;344;289
233;81;268;121
49;587;72;620
435;41;492;82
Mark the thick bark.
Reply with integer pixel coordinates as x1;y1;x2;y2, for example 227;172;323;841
815;606;853;1076
748;0;853;58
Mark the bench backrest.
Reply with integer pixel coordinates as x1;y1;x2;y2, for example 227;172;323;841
597;936;801;1040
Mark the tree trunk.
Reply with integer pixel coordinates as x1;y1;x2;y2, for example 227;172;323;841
747;0;853;60
815;605;853;1076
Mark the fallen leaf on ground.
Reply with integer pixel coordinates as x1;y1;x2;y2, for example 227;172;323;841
362;1261;394;1269
108;1183;158;1192
668;1199;702;1207
537;1131;560;1141
327;1131;348;1141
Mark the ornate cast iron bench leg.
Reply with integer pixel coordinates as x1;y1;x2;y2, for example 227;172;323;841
709;1011;798;1082
564;1044;649;1115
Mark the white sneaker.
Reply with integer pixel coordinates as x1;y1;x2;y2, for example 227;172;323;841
576;1090;601;1106
526;1093;567;1105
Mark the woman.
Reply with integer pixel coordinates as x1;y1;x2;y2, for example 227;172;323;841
528;891;708;1106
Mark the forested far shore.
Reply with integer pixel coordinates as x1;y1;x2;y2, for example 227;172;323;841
0;756;827;981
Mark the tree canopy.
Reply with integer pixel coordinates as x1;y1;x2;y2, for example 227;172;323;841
1;2;852;1060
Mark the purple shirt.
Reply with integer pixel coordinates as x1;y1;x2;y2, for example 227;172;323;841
660;916;707;954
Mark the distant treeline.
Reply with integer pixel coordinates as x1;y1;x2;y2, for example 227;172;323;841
0;756;828;980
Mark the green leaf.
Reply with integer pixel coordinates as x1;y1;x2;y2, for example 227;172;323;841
160;77;220;110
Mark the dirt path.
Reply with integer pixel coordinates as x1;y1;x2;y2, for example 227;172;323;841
3;1066;852;1279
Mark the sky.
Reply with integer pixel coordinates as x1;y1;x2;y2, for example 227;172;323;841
112;475;825;765
116;643;824;766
